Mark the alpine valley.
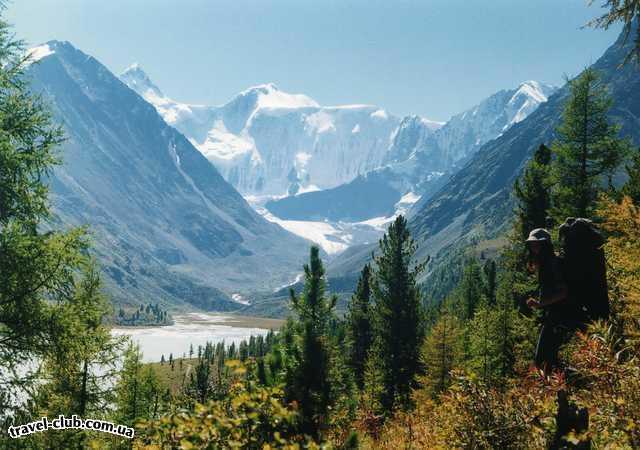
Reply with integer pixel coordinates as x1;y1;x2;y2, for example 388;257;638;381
28;40;570;315
121;64;556;262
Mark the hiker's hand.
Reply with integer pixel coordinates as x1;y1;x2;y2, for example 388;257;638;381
527;297;542;309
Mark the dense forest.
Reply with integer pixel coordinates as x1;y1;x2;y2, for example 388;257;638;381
2;4;640;450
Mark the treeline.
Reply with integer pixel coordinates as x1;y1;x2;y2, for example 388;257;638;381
115;303;173;326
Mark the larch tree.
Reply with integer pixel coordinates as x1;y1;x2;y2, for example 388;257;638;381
588;0;640;63
115;343;162;429
0;13;87;418
550;68;630;221
27;263;123;449
420;312;462;397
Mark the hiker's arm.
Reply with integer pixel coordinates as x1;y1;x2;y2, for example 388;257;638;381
539;283;568;307
528;283;569;309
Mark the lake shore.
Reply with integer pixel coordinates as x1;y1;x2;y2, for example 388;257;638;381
111;313;281;363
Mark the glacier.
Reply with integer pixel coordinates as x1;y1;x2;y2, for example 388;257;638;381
121;65;402;196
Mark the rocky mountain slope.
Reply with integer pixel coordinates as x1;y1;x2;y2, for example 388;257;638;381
27;41;310;310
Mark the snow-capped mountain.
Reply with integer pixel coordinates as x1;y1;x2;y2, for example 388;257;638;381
265;81;557;226
426;80;557;167
27;41;310;309
120;62;555;256
121;65;401;196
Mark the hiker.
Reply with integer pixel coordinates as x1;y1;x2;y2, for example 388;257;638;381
525;228;580;373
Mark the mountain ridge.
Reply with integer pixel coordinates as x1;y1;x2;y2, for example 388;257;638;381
28;40;310;310
266;80;556;224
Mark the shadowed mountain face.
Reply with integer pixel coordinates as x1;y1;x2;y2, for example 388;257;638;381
409;28;640;264
27;41;309;310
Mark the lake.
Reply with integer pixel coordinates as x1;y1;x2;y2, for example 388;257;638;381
111;313;282;363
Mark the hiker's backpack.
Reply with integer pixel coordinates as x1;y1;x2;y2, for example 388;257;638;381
558;218;609;321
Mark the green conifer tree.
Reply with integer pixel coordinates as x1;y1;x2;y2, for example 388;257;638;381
420;312;462;396
483;259;498;305
345;264;373;389
513;143;552;240
286;246;337;438
455;258;486;322
468;304;498;385
29;264;123;448
367;216;426;413
114;343;162;428
550;68;630;220
0;14;87;416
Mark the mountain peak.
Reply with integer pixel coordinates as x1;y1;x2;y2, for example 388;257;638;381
513;80;557;103
26;44;55;65
121;62;145;76
242;82;280;94
120;63;164;99
234;83;319;110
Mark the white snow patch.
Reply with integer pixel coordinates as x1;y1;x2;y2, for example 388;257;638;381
420;118;445;131
246;83;319;110
398;191;421;205
196;122;256;161
371;109;388;119
26;44;54;65
352;124;361;134
256;207;386;255
357;215;396;230
305;111;336;133
515;81;548;103
266;216;349;255
231;293;251;305
295;152;313;167
273;273;304;292
296;184;321;195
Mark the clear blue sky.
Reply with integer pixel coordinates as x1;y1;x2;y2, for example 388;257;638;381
6;0;622;121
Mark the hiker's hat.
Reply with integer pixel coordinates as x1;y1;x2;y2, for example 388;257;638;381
526;228;551;243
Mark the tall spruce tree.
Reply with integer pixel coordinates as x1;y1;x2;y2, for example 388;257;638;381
286;246;337;438
483;259;497;306
550;68;630;220
513;143;552;240
345;264;373;389
367;216;426;413
492;271;524;380
455;258;486;322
